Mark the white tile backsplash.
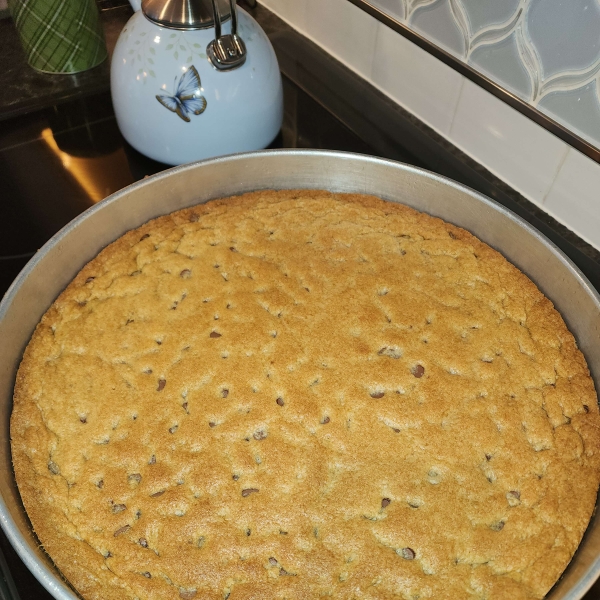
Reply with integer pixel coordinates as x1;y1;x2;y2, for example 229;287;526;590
259;0;600;251
450;79;568;205
371;22;463;135
543;149;600;250
258;0;308;31
304;0;379;79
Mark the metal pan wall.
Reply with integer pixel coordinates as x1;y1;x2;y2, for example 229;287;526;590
1;150;599;599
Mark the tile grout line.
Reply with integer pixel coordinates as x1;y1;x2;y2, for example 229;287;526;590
448;76;466;139
366;13;380;80
541;145;570;206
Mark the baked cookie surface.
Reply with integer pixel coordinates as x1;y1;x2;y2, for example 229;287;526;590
11;190;600;600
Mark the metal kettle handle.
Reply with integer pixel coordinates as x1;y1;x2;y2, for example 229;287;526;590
207;0;247;70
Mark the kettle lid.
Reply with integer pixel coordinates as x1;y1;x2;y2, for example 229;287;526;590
141;0;231;29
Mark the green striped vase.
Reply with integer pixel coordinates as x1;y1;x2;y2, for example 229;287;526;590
9;0;108;74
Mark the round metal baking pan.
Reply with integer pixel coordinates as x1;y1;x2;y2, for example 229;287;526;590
1;150;599;599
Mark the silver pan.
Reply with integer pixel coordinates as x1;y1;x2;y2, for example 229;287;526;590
1;150;599;599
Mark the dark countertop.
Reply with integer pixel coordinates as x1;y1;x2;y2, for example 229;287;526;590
1;2;600;599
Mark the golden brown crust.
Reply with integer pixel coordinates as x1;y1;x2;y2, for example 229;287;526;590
11;190;600;600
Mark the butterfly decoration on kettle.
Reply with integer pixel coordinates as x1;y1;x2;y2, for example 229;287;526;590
156;65;207;122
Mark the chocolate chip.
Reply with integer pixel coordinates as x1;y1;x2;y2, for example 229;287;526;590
114;525;131;537
79;416;87;424
269;557;278;565
97;479;104;489
485;453;492;461
182;402;188;412
246;528;251;536
139;234;150;241
139;538;148;548
209;422;216;428
105;551;112;558
128;473;142;484
157;378;166;391
112;504;126;514
490;521;505;531
320;416;330;424
180;269;191;279
427;468;441;484
370;391;385;399
279;568;290;576
150;490;165;498
149;455;156;465
392;428;400;433
276;397;284;406
229;247;237;252
169;424;178;434
584;405;590;413
232;474;239;480
210;331;222;338
242;488;259;497
253;430;267;440
412;365;425;378
85;276;95;284
507;490;521;506
179;591;197;600
143;572;151;578
400;547;415;560
381;498;391;508
378;346;402;359
47;461;60;475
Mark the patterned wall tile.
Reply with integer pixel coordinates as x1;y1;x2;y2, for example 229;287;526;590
460;0;521;35
410;1;465;56
527;0;600;80
539;82;600;144
469;31;531;99
363;0;600;149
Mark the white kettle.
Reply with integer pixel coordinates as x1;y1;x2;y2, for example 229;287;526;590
111;0;283;165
